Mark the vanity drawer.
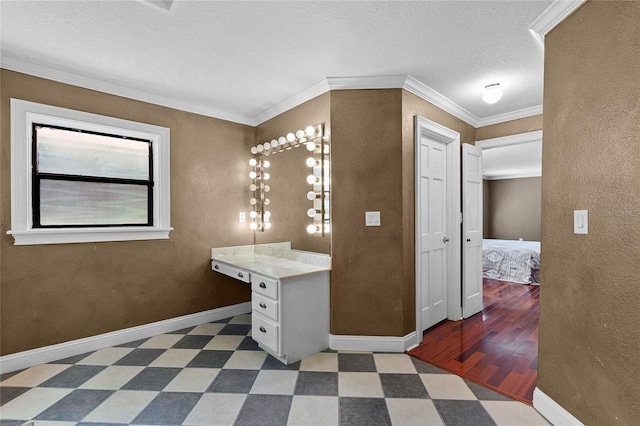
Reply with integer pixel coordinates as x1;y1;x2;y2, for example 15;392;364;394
252;293;279;322
252;314;279;354
212;261;250;283
251;275;278;300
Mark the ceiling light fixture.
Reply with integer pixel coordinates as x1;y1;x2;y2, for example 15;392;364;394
482;83;502;104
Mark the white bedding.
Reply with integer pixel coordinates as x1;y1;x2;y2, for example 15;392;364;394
482;239;540;284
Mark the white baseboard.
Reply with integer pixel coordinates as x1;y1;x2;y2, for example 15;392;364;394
0;302;252;374
330;331;417;353
533;387;584;426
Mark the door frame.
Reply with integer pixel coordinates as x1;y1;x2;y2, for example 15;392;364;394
414;116;461;346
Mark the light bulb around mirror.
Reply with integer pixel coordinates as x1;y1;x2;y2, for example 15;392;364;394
264;211;271;219
307;208;317;218
307;191;317;201
305;126;315;137
278;136;286;145
264;142;271;150
250;147;258;154
306;157;316;167
264;222;272;230
256;144;264;152
295;130;304;139
249;198;257;205
264;198;271;205
249;211;258;219
270;139;277;147
286;133;296;142
250;222;258;230
263;160;270;168
249;158;257;167
306;175;317;185
249;184;257;191
306;142;316;151
249;171;257;179
263;173;270;180
264;185;270;192
307;224;317;234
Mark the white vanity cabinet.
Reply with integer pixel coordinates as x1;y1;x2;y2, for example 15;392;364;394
250;272;329;364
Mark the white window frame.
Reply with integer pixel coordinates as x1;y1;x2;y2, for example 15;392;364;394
9;99;172;245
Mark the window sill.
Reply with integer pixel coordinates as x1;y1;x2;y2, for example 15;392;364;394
7;227;173;245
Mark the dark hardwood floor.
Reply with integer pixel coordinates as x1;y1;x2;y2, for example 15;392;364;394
408;279;539;404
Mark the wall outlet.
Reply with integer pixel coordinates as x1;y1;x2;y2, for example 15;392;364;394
239;212;246;223
365;211;381;226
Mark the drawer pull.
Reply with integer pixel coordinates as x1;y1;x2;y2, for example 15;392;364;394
238;272;244;278
259;302;267;309
259;282;266;288
214;264;220;270
259;326;266;333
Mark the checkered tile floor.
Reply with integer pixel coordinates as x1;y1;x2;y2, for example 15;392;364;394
0;314;549;425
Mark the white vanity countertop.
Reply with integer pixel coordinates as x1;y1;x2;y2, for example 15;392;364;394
211;243;331;280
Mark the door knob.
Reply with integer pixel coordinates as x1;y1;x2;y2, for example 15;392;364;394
443;237;449;243
467;238;471;242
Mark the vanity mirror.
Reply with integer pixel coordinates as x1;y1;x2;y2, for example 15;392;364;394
249;124;330;254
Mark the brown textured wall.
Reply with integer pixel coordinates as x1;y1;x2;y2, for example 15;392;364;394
475;114;542;141
539;2;640;424
0;70;253;355
254;94;330;254
401;90;476;334
486;177;541;241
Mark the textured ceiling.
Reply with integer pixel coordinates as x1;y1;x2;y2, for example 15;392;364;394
0;0;552;125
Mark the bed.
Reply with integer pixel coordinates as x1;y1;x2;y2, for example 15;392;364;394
482;239;540;284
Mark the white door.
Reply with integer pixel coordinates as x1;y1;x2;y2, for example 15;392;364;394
462;143;484;317
415;116;461;336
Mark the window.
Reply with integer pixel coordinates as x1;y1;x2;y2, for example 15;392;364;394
9;99;172;245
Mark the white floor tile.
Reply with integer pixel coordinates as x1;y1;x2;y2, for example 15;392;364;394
148;349;199;368
482;400;550;426
82;390;158;423
228;314;252;324
386;398;445;426
163;368;219;392
189;323;226;335
300;352;338;372
0;387;72;419
182;393;246;425
287;396;339;426
338;372;384;397
0;364;70;387
79;366;145;390
250;370;298;395
223;350;267;369
138;334;183;349
373;353;418;373
76;347;133;366
420;374;477;400
203;335;244;351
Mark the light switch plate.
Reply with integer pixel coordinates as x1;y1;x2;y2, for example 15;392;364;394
239;212;246;223
574;210;588;234
365;211;381;226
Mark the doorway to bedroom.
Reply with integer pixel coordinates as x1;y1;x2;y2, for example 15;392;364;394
409;130;542;404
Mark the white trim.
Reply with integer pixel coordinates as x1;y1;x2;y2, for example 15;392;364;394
329;332;417;353
533;387;585;426
476;130;543;150
482;172;542;181
529;0;587;49
0;302;252;374
414;116;462;347
475;105;543;127
1;52;254;126
8;99;173;245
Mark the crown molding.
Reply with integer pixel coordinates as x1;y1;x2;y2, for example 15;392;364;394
475;105;543;127
0;51;255;126
529;0;587;49
476;129;543;149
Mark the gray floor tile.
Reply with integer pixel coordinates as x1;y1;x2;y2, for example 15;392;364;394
207;369;259;393
50;352;94;364
166;327;195;334
464;379;513;401
261;355;300;371
380;373;430;398
235;394;293;426
434;399;498;426
237;336;261;351
186;350;233;368
34;389;114;421
410;356;449;374
39;365;106;388
171;335;213;349
0;386;30;406
77;423;128;426
121;367;181;391
115;338;150;348
339;397;392;426
1;420;28;426
218;324;251;335
113;349;165;366
294;371;338;396
131;392;201;425
338;353;376;372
